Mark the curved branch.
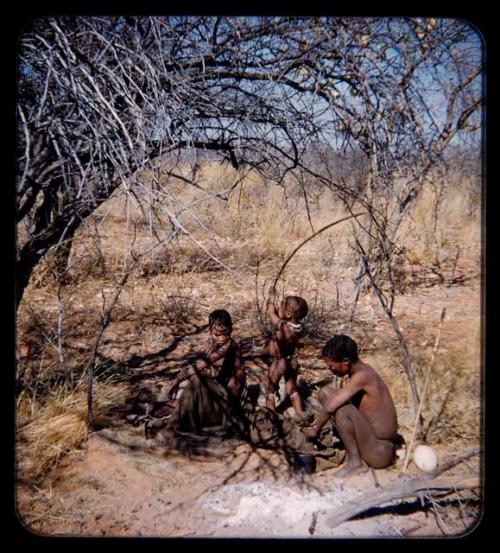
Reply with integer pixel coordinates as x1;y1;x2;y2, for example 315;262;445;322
273;212;366;288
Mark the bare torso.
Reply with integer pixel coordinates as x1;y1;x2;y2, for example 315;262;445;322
269;321;300;359
353;363;398;440
206;338;243;386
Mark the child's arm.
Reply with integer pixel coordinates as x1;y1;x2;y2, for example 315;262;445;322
266;286;282;326
162;364;196;398
228;353;246;397
194;340;233;377
204;340;232;364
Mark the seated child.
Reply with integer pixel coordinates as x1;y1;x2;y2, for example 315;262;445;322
154;309;246;432
265;286;308;418
305;334;398;477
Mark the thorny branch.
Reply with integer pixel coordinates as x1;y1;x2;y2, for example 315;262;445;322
17;16;482;310
17;16;482;423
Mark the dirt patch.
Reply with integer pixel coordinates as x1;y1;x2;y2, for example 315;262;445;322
15;190;482;539
17;421;477;538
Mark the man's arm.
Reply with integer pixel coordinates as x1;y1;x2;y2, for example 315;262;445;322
305;410;332;439
306;373;366;438
323;375;364;413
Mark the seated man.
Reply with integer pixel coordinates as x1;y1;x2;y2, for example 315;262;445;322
305;334;398;477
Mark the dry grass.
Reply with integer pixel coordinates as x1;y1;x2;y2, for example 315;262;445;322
16;160;482;480
359;291;482;450
17;381;129;479
396;174;481;267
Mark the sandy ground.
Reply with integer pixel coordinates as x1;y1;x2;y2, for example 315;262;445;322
17;423;477;538
15;243;482;539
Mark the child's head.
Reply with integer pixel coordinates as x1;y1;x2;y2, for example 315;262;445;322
208;309;233;344
321;334;359;374
279;296;308;321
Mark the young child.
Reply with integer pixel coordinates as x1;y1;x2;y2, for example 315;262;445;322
305;334;398;477
155;309;246;416
265;286;308;418
197;309;246;398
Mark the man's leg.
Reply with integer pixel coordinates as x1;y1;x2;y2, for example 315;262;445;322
332;404;394;477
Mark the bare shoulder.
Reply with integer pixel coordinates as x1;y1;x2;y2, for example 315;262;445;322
352;361;384;388
360;361;379;376
359;361;393;400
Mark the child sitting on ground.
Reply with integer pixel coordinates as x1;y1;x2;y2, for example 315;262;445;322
305;334;399;478
265;286;308;419
152;309;246;429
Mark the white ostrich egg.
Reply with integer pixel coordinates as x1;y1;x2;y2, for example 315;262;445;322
413;444;438;472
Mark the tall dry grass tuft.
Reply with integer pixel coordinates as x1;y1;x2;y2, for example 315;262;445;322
189;163;333;253
150;275;205;326
396;174;481;269
17;381;128;479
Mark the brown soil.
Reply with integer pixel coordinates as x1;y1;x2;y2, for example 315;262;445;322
17;423;479;538
16;233;482;539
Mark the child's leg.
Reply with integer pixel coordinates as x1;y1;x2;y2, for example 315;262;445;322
266;358;286;411
285;358;304;414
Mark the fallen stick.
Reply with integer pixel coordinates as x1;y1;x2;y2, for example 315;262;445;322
325;473;480;529
369;466;381;488
430;446;481;477
308;511;319;535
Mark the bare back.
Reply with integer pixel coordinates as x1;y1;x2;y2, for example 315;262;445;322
328;361;397;440
352;363;397;440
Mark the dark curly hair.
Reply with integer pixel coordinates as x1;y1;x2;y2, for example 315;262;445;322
321;334;359;363
283;296;308;320
208;309;233;329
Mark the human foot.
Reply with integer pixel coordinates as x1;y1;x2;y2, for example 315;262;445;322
332;459;369;478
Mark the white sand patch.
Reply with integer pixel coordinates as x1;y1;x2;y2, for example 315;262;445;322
198;480;363;535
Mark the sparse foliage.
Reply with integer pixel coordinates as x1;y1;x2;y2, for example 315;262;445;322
17;16;481;308
15;18;482;517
